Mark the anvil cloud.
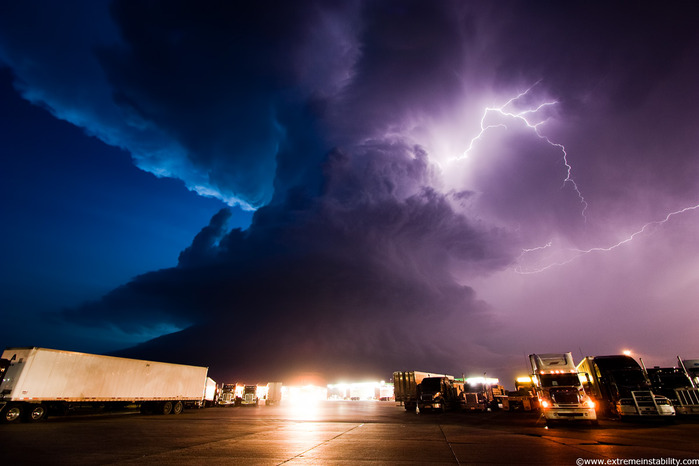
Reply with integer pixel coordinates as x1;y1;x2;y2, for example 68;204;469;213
1;0;698;382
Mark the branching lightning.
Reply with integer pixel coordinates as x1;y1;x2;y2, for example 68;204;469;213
459;83;699;275
459;82;588;219
515;204;699;274
516;241;553;260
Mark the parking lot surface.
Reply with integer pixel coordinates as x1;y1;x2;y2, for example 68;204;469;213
2;401;699;464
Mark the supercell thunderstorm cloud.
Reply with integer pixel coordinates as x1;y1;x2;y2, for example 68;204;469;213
1;0;698;382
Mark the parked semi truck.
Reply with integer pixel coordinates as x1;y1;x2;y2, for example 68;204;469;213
682;359;699;387
0;347;212;423
241;385;259;406
576;355;675;419
457;377;505;411
266;382;283;405
416;376;459;412
529;353;597;424
645;358;699;416
203;377;219;407
218;383;238;406
502;377;539;412
393;371;452;412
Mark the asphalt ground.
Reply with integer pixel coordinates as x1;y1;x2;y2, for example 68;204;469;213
2;401;699;465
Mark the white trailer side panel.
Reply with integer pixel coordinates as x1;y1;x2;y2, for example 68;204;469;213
2;347;208;402
267;382;283;404
204;377;217;402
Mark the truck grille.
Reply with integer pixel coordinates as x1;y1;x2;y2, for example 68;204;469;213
676;388;699;406
550;388;579;404
465;394;478;404
632;391;655;406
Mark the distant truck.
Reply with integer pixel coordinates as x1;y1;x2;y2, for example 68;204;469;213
416;376;460;412
218;383;238;406
457;377;505;411
203;377;219;407
0;347;212;423
576;355;675;419
529;353;597;425
266;382;283;405
393;371;453;412
645;358;699;416
502;377;539;412
241;385;259;406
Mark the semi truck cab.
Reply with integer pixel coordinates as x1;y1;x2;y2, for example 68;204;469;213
416;377;458;412
577;355;675;419
241;385;259;406
529;353;597;424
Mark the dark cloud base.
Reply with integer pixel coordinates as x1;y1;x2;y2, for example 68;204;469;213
67;143;501;383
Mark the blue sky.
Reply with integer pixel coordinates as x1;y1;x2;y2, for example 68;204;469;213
0;67;252;351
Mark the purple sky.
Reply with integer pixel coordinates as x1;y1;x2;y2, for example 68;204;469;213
1;1;698;385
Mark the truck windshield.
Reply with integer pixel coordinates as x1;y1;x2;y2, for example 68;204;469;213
540;374;580;387
609;370;649;389
420;378;442;392
649;371;692;389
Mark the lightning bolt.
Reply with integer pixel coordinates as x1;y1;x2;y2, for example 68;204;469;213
459;82;589;219
515;204;699;274
520;241;553;254
456;83;698;275
516;241;553;263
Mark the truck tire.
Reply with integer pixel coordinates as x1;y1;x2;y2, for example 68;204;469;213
172;401;184;415
3;403;23;423
25;404;48;422
159;401;172;414
160;401;173;415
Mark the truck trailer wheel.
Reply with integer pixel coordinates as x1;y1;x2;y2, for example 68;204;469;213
172;401;184;415
2;403;23;423
160;401;173;415
25;404;48;422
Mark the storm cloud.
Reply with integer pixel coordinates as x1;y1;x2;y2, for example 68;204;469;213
2;1;699;382
61;141;512;381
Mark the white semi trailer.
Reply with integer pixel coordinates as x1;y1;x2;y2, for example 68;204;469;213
0;347;211;423
266;382;283;405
